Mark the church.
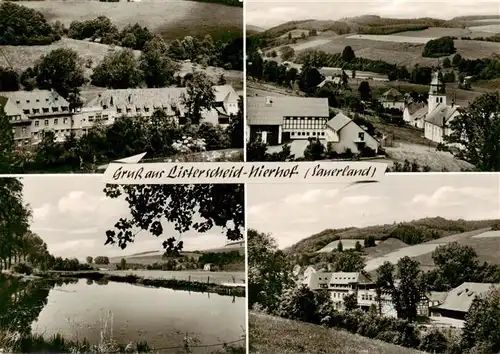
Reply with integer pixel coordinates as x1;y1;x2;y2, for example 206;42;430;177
404;71;460;144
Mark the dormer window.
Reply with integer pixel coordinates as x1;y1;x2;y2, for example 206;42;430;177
52;107;59;112
26;100;30;103
42;108;49;113
33;108;40;114
103;105;107;110
61;106;68;112
23;109;29;114
16;100;20;104
55;97;58;101
36;99;40;102
117;108;122;113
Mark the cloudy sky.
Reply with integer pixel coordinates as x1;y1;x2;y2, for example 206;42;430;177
21;176;230;261
247;174;500;249
246;0;500;29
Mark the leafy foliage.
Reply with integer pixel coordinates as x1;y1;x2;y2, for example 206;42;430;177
104;184;244;251
445;92;500;171
0;2;57;45
91;49;143;89
422;36;456;58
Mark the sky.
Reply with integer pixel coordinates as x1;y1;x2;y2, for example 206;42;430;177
247;174;500;249
20;176;231;261
246;0;500;29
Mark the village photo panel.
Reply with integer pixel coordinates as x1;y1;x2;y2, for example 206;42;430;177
245;0;500;171
0;175;246;353
0;0;243;174
247;173;500;353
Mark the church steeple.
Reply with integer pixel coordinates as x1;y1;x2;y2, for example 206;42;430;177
428;70;446;114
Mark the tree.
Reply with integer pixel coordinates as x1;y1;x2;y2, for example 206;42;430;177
461;287;500;353
376;257;426;321
104;184;244;251
34;48;85;108
443;57;451;68
280;46;295;61
248;229;295;313
358;81;371;101
337;240;343;252
343;293;358;311
445;92;500;171
0;106;19;173
94;256;110;265
217;74;226;85
0;67;20;91
422;36;456;58
91;49;142;89
335;250;364;272
303;138;325;160
419;329;449;353
309;29;318;36
299;66;323;94
140;36;179;88
354;241;362;252
278;285;319;323
364;236;376;248
86;256;93;264
431;242;479;289
120;258;127;270
452;53;463;67
342;46;356;63
181;71;215;124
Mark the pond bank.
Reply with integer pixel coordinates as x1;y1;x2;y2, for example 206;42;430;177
39;271;246;297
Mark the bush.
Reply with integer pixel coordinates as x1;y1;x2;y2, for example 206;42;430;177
11;262;33;275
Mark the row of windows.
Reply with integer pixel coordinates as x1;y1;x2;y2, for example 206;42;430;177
34;118;71;127
291;131;325;137
15;97;59;105
23;106;68;115
332;292;348;299
361;294;374;301
283;117;327;130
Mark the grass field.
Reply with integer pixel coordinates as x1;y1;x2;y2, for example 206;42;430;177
287;32;500;67
249;312;424;354
21;1;242;41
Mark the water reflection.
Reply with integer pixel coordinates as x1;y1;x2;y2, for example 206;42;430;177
0;275;245;350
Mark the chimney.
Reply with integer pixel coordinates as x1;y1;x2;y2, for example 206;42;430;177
265;97;273;106
128;94;132;103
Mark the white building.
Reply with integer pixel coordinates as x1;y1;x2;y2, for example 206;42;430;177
76;85;239;133
325;113;380;154
379;88;405;111
403;102;427;129
423;71;460;144
0;90;72;146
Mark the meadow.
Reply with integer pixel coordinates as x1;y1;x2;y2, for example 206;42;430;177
249;312;424;354
21;0;243;41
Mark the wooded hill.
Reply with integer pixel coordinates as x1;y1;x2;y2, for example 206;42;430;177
260;14;500;39
285;217;500;255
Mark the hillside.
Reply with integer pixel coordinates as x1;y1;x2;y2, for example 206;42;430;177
286;217;500;255
249;312;424;354
21;0;243;42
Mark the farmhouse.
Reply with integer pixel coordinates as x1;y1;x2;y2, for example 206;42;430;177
203;263;212;271
246;96;379;153
317;76;342;88
430;282;500;321
379;88;405;111
423;71;460;144
246;96;330;145
403;101;427;129
325;112;380;154
75;84;239;133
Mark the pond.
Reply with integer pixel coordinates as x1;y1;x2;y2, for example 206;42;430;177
102;270;245;284
0;277;245;352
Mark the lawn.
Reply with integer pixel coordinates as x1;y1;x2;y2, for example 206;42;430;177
249;312;424;354
21;0;243;41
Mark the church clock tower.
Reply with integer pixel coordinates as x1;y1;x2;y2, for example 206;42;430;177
428;71;446;114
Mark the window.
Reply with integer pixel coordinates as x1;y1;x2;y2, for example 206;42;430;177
54;119;58;125
63;118;68;124
61;106;68;112
126;108;132;113
291;132;294;136
88;116;94;122
144;107;150;112
35;121;39;127
44;120;49;126
358;132;365;141
22;127;26;135
52;107;59;112
26;100;30;103
117;108;122;113
12;128;16;135
103;105;107;110
33;108;40;114
36;99;40;102
16;100;20;104
42;108;49;113
23;109;30;114
136;107;142;113
103;115;109;120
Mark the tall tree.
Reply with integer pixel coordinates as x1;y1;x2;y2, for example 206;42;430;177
140;36;179;88
445;91;500;171
91;49;142;89
181;71;215;124
431;242;479;289
376;257;426;321
248;229;296;314
0;107;19;173
34;48;85;109
342;46;356;62
358;81;372;101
